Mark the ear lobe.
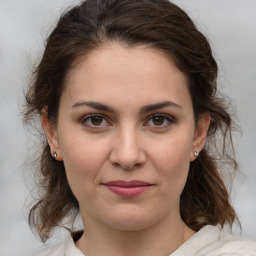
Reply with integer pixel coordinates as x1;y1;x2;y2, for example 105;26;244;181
190;112;210;161
41;109;62;161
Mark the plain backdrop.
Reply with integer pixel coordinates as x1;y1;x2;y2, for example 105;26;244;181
0;1;255;255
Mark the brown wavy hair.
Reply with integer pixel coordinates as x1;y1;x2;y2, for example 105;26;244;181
24;0;239;242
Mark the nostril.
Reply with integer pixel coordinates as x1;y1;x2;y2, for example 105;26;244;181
109;131;146;170
110;150;146;170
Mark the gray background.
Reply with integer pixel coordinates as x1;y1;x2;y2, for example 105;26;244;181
0;1;255;255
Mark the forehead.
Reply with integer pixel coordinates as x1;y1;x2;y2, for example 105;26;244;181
62;43;191;109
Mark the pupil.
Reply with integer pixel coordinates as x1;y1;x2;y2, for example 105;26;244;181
91;116;103;125
153;116;164;125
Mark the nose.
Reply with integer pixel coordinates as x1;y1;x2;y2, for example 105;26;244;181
109;125;146;170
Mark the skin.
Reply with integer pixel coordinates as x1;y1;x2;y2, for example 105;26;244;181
42;43;210;256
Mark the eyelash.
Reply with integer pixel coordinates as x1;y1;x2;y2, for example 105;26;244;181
81;114;110;128
80;113;175;129
144;114;176;128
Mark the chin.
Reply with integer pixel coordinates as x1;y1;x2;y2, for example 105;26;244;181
106;217;154;231
96;205;166;232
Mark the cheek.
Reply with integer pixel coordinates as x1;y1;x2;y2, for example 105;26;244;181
151;133;193;168
58;133;110;194
150;134;193;195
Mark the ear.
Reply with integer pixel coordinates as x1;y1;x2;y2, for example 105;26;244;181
41;108;63;161
190;112;210;161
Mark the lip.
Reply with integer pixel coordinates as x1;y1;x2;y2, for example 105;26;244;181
102;180;153;197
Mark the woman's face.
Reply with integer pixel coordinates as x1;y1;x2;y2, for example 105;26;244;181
43;43;209;231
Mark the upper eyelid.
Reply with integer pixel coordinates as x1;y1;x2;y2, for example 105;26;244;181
143;113;176;128
81;113;107;120
81;113;111;125
80;113;175;125
146;113;175;121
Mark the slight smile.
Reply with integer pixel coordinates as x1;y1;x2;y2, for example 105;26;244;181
102;180;153;197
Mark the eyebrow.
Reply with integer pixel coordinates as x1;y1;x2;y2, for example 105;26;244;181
72;101;115;112
139;101;182;114
72;100;182;114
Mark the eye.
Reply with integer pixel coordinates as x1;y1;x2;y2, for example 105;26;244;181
81;114;110;128
145;114;175;128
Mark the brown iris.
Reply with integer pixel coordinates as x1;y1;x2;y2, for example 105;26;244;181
91;116;103;126
152;115;165;126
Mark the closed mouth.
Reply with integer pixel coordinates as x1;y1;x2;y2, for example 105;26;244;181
102;180;153;197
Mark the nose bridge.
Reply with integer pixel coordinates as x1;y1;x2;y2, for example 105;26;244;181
110;122;145;169
120;124;139;154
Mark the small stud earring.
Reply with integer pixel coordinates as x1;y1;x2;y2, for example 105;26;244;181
194;151;199;157
53;152;57;159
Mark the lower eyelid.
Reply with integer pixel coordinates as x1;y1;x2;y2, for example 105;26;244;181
80;114;113;128
80;114;175;127
163;115;176;123
147;114;175;124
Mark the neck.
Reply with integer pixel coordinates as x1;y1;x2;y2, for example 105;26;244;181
76;213;195;256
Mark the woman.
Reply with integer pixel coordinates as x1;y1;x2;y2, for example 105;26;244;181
24;0;256;255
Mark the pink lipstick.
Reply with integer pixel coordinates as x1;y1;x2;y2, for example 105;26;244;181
103;180;152;197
